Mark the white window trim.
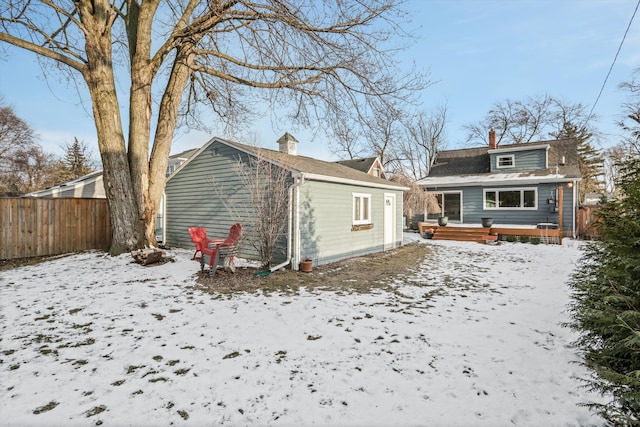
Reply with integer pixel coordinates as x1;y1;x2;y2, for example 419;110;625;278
483;187;538;210
495;154;515;169
352;192;372;225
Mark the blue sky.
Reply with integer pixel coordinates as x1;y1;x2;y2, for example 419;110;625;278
1;0;639;163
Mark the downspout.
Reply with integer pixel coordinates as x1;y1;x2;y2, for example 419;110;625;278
161;191;167;245
294;173;304;270
572;180;577;239
268;172;304;272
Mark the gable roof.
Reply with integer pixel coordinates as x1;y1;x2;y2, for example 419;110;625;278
419;138;581;187
169;137;407;191
24;170;105;198
170;149;198;160
335;157;380;174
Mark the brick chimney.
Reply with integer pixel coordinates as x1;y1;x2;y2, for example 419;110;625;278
488;128;497;149
277;132;298;155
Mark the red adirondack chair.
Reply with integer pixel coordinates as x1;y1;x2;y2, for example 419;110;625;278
188;227;224;260
200;223;243;277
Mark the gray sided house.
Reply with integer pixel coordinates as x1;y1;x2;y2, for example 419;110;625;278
24;171;106;198
163;134;407;269
417;130;582;236
335;157;387;179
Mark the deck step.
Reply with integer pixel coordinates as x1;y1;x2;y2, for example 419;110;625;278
432;226;492;243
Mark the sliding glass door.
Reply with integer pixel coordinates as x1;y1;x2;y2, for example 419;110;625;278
426;192;462;222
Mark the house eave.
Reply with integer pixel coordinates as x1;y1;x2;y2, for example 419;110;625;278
301;172;409;191
488;144;550;154
418;173;581;188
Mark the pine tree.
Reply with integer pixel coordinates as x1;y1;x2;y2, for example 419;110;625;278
557;122;604;202
52;138;95;184
567;157;640;424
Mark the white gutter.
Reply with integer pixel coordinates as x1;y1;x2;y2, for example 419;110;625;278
302;172;408;191
572;180;577;238
269;172;304;272
488;144;550;154
419;176;582;188
294;173;304;270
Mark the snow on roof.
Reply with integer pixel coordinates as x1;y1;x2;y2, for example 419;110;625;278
417;172;580;187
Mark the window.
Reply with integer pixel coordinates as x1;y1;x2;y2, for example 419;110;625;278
484;188;537;209
353;193;371;225
373;168;381;177
496;155;514;168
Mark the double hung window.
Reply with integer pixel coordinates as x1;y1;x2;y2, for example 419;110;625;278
496;155;515;168
353;193;371;225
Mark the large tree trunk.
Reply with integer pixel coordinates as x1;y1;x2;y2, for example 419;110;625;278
127;1;157;246
81;0;144;254
144;46;196;245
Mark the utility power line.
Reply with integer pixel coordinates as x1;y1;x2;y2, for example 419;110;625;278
585;0;640;128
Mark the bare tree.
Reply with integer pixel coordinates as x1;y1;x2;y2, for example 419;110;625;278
399;105;448;180
327;92;423;172
0;100;35;158
0;101;57;195
617;68;640;156
214;153;291;268
389;173;439;229
605;68;640;193
1;0;427;254
464;95;596;146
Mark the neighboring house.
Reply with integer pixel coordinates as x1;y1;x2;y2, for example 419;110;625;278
166;149;198;176
24;152;196;242
163;133;407;269
24;151;196;199
24;170;106;198
335;157;387;179
416;129;582;236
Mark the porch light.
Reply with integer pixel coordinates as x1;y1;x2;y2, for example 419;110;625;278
567;182;574;188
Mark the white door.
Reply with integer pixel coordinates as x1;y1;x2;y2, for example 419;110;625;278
384;194;395;249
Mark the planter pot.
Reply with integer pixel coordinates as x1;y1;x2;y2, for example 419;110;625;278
438;216;448;226
300;260;313;273
481;217;493;228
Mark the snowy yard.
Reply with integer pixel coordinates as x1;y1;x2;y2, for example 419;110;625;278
0;235;605;426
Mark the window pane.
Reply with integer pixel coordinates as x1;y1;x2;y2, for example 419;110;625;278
363;197;369;220
524;190;536;207
354;197;361;221
498;156;513;167
485;191;496;208
498;191;521;207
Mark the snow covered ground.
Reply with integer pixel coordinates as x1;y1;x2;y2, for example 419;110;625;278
0;235;606;426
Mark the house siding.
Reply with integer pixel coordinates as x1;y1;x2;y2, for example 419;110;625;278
297;180;403;266
490;148;547;173
165;141;266;261
426;182;576;232
165;139;404;268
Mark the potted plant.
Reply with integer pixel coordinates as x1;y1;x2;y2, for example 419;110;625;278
481;217;493;228
300;258;313;273
438;216;448;226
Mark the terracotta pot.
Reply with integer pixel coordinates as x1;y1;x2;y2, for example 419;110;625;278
300;260;313;273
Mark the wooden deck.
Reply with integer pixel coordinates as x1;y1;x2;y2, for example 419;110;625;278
417;222;561;244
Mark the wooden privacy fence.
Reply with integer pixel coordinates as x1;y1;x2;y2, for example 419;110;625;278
0;198;112;260
577;206;601;240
